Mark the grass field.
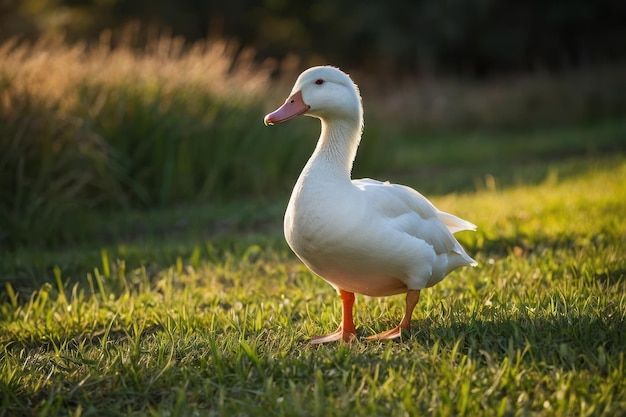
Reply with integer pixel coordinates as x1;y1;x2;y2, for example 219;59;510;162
1;149;625;416
1;34;626;416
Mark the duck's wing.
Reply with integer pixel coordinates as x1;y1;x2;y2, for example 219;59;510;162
353;178;476;265
355;178;476;233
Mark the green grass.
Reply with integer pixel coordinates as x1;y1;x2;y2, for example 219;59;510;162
1;154;625;416
1;34;626;417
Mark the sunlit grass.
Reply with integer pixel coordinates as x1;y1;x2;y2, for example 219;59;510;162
1;30;625;415
1;157;624;416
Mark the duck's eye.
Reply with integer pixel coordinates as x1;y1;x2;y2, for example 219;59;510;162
315;79;324;85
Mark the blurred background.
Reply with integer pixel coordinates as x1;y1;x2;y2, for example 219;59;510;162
2;0;626;76
1;0;625;249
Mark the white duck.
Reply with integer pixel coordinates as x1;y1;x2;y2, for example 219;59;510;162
264;66;477;343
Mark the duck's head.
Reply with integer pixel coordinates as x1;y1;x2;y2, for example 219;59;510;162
264;66;362;126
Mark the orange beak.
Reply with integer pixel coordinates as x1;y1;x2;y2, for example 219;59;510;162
264;90;310;126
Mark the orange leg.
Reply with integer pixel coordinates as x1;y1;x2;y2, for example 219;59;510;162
366;289;421;341
310;289;357;344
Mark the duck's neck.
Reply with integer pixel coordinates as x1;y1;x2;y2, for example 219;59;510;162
306;115;363;182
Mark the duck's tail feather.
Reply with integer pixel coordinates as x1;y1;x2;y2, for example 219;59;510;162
437;211;477;234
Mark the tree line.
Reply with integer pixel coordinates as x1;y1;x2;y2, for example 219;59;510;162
2;0;625;76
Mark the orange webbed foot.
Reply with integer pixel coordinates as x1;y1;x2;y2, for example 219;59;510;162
310;326;357;344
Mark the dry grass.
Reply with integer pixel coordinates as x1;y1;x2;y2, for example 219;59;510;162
0;27;271;105
4;26;625;128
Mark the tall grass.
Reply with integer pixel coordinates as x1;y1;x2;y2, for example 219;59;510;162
2;29;625;247
0;31;313;247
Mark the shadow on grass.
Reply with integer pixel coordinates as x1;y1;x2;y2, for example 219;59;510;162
349;311;625;375
296;310;625;402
